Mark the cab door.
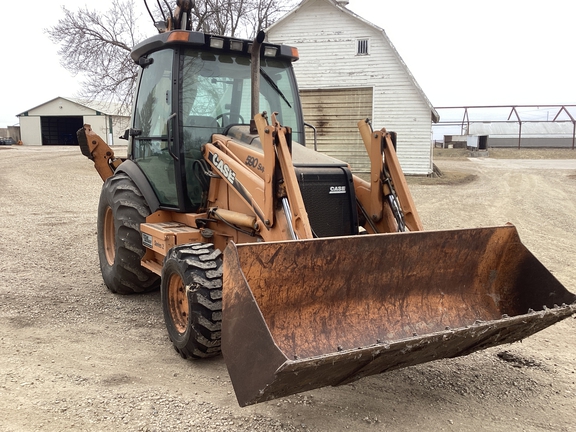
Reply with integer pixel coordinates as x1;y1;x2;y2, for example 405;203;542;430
131;49;181;208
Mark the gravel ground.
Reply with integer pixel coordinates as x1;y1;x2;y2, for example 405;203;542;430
0;145;575;432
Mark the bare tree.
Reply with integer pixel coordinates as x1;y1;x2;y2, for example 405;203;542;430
47;0;298;112
243;0;294;37
188;0;296;38
46;0;146;113
149;0;296;38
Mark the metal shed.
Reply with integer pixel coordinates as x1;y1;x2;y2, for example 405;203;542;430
16;97;129;146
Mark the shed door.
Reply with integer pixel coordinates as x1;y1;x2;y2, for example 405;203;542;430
40;116;84;145
300;88;373;173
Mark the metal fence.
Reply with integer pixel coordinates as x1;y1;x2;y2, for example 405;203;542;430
433;105;576;149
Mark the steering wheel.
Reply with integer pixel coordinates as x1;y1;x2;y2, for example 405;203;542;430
215;112;245;127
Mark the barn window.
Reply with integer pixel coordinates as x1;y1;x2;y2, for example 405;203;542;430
357;39;369;55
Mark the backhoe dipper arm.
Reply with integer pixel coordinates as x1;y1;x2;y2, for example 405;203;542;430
77;124;123;182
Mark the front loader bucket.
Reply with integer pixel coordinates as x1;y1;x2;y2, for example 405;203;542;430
221;225;576;406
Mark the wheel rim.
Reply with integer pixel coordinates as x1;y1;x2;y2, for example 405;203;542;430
103;206;115;266
167;273;189;334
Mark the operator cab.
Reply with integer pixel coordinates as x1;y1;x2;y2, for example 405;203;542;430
126;31;304;213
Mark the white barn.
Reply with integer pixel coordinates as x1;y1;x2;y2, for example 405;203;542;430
267;0;438;175
17;97;129;146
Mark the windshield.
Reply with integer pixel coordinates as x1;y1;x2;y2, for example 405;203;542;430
180;50;304;147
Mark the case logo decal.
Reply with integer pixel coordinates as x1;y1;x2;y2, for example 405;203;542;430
210;152;237;184
329;186;346;194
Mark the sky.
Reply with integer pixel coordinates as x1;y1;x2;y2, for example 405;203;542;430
1;0;575;128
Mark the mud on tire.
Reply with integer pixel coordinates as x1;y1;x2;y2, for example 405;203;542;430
97;172;160;294
161;243;223;359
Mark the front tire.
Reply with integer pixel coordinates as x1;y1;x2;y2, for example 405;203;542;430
161;243;223;359
97;172;160;294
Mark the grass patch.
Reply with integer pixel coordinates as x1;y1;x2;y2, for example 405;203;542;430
406;170;477;186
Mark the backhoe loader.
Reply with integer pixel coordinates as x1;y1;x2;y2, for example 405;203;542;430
79;1;575;407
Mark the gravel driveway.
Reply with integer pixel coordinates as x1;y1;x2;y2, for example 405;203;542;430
1;146;575;432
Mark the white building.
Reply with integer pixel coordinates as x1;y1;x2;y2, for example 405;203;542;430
17;97;129;146
267;0;438;175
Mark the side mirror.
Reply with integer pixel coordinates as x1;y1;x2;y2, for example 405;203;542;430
120;128;142;140
138;57;154;68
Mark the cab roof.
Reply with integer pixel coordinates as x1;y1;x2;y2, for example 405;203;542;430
131;31;299;63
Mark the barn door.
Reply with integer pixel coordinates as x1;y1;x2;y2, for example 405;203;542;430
300;88;373;173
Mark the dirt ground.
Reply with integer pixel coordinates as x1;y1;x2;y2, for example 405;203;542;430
0;145;575;432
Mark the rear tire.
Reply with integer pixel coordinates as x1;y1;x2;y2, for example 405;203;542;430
97;172;160;294
161;244;223;359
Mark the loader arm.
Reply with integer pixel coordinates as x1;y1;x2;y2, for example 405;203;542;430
255;112;313;239
356;119;423;233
